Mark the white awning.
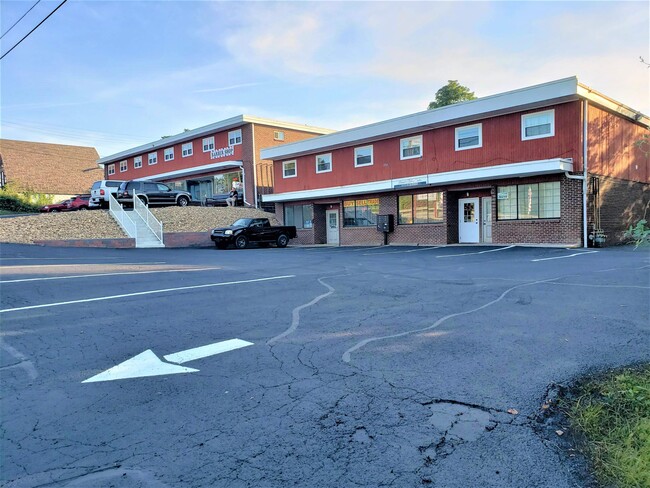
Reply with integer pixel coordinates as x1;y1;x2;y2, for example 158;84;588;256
135;161;243;181
262;158;574;203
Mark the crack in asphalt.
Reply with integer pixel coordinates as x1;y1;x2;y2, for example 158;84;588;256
267;275;347;345
342;276;562;363
0;339;38;380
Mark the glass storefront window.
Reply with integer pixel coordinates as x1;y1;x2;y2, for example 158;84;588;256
343;198;379;226
398;192;444;224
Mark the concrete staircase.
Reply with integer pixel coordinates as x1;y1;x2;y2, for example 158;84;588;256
108;193;165;248
132;213;165;248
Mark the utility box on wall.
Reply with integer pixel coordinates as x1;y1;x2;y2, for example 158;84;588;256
377;214;395;233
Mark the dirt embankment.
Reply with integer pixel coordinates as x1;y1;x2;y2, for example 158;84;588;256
0;207;278;244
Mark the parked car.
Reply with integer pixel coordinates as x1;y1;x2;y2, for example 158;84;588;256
211;218;297;249
116;180;192;207
204;193;244;207
90;180;124;208
65;194;91;211
40;199;71;213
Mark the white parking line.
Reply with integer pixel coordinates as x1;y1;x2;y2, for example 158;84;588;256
363;246;443;255
0;267;220;284
436;245;515;258
531;251;598;262
0;262;166;267
0;258;164;263
0;275;295;314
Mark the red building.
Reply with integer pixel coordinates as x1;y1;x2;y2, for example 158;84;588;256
261;77;649;247
97;115;332;208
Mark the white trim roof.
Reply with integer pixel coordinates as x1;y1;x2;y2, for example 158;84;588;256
262;158;574;203
97;115;334;165
261;77;650;161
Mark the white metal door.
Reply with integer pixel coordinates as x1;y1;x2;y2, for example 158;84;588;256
458;198;480;243
482;197;492;243
326;210;340;245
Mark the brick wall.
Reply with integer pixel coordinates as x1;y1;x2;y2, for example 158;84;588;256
589;174;649;245
313;205;327;244
491;177;583;246
275;175;585;246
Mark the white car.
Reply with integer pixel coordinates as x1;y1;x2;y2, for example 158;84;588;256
90;180;124;208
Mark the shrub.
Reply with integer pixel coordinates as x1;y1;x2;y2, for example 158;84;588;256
624;219;650;249
0;182;54;213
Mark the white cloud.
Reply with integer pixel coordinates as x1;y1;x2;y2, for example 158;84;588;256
209;1;649;113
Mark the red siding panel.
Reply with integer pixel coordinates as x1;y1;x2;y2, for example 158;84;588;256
587;105;649;183
274;102;582;193
111;128;245;181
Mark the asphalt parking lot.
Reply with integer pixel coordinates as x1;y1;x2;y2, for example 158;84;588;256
1;243;649;487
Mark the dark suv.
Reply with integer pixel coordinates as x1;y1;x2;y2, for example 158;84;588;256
116;180;192;207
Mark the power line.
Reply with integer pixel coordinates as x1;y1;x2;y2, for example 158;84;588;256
3;121;146;144
0;0;67;61
0;0;42;40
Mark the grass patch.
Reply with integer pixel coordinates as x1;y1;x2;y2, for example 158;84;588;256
565;365;650;488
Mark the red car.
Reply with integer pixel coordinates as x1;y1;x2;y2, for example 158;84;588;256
40;195;91;213
65;195;91;211
40;199;71;213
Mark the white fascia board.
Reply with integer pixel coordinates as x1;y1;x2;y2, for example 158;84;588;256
98;116;246;165
135;160;243;182
262;158;574;203
261;77;581;161
577;84;650;128
97;115;333;165
241;115;335;135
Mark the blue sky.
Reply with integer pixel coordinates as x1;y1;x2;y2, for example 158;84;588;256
1;0;648;158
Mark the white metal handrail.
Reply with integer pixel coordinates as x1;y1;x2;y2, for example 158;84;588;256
133;192;164;244
108;193;139;246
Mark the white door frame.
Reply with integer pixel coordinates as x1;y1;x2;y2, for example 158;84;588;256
482;197;492;244
326;209;340;245
458;197;480;243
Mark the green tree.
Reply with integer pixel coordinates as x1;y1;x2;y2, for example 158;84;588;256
428;80;476;109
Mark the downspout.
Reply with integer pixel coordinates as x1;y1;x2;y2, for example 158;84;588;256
251;124;259;209
239;163;252;207
582;99;588;249
564;99;589;248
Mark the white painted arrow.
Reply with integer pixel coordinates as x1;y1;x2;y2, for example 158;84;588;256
82;339;253;383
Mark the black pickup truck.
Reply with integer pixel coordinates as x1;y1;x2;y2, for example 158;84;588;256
211;218;297;249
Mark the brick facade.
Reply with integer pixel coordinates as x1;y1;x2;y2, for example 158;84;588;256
276;175;583;247
588;174;649;245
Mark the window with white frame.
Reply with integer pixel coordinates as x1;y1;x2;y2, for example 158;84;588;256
283;160;297;178
316;153;332;173
400;135;422;160
107;164;115;176
164;147;174;161
274;130;285;141
455;124;482;151
134;156;142;169
148;152;157;165
354;145;373;167
228;129;242;146
497;181;560;220
521;110;555;140
202;136;215;152
182;142;193;157
119;160;127;172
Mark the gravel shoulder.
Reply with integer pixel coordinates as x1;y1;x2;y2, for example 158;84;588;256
0;207;278;244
